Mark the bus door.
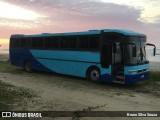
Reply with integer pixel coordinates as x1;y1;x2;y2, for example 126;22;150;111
112;42;124;83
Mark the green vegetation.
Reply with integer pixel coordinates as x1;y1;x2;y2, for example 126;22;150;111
140;71;160;85
131;70;160;97
0;61;24;73
149;71;160;83
0;81;12;111
0;81;36;111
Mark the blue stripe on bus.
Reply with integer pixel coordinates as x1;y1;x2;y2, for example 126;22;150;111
35;58;111;78
35;58;99;77
30;50;100;64
10;49;52;72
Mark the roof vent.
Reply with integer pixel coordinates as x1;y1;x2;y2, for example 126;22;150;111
41;33;52;34
89;30;99;32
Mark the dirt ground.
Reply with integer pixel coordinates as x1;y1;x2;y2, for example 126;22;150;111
0;71;160;120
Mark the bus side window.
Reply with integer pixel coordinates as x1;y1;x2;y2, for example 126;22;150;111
13;38;21;48
10;38;15;48
32;37;44;49
45;37;52;49
21;38;27;48
45;37;60;49
89;36;99;50
61;37;68;49
68;37;77;49
101;44;109;68
52;37;59;49
79;36;89;50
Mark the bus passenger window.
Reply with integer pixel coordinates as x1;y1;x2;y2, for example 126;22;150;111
52;38;59;48
61;37;68;48
21;38;28;48
45;37;52;49
45;37;59;49
68;37;77;49
14;39;21;48
89;36;99;50
32;37;44;49
79;36;89;49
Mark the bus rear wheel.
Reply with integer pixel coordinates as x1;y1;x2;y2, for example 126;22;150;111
25;61;32;72
87;67;101;82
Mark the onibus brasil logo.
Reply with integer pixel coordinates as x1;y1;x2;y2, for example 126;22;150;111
2;112;42;118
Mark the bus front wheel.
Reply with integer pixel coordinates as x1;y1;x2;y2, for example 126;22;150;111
25;61;32;72
87;67;101;82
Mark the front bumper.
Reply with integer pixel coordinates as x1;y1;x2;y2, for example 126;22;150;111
124;71;149;84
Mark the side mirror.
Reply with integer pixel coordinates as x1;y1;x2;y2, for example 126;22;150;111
146;43;156;56
132;46;136;57
154;47;156;56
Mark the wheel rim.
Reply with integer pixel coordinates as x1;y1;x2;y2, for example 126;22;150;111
26;62;31;72
91;70;100;81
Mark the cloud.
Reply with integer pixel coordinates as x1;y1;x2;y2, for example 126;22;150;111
99;0;160;24
1;0;160;27
0;0;160;46
0;1;42;21
1;0;142;29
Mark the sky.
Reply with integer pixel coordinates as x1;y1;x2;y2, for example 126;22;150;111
0;0;160;48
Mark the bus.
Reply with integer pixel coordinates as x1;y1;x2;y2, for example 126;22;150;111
9;29;156;84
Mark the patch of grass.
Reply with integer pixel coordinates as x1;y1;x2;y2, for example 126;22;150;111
0;80;37;111
0;61;24;73
149;71;160;82
72;104;107;120
135;71;160;96
143;71;160;84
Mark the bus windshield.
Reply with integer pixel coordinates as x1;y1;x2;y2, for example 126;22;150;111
126;37;149;65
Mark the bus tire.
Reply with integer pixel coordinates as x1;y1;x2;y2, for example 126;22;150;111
25;61;32;73
87;67;101;82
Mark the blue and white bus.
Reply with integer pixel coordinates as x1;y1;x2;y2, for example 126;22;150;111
9;29;156;84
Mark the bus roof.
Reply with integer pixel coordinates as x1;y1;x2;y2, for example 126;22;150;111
103;29;145;36
11;29;146;38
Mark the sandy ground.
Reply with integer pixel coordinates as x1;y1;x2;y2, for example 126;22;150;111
0;54;160;120
0;71;160;120
150;62;160;71
0;54;9;61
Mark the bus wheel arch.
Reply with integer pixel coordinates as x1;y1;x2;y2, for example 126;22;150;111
86;66;101;82
24;60;33;73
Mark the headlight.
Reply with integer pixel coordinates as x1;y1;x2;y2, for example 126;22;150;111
128;70;136;74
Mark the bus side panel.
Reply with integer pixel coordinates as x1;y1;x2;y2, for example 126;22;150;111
36;58;112;80
31;50;112;81
36;59;102;77
10;49;112;81
30;50;101;77
30;50;100;63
